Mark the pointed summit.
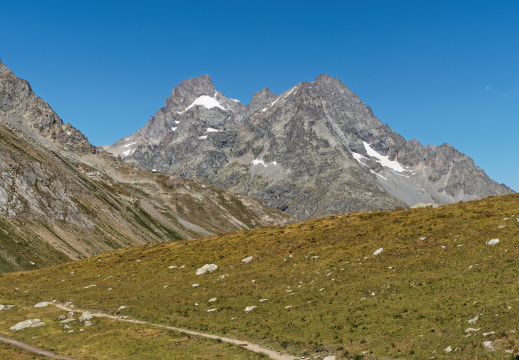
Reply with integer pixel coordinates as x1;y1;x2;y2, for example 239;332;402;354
0;60;94;154
166;75;216;112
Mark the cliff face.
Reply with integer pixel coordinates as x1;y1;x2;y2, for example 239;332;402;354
106;74;513;220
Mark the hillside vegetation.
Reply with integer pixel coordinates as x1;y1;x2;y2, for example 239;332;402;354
1;194;518;359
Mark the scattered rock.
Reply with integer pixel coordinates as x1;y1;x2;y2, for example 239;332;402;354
468;315;479;324
34;301;51;308
242;256;253;263
208;298;217;303
196;264;218;275
486;239;499;245
465;328;480;333
0;305;15;311
483;331;495;337
10;319;46;331
482;341;493;350
84;321;92;326
79;312;93;322
373;248;383;256
444;346;452;353
192;284;199;287
56;315;66;321
67;311;74;319
207;309;217;312
117;306;127;311
245;306;257;312
84;284;96;289
323;356;336;360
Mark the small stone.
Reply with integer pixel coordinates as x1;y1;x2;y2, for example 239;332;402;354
34;302;51;308
373;248;383;255
242;256;253;263
196;264;218;275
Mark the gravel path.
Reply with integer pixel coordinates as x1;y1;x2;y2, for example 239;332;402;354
0;335;78;360
55;303;296;360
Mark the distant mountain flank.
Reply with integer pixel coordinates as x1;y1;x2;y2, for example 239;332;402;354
106;74;513;219
0;59;292;272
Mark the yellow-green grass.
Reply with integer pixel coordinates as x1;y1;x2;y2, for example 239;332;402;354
1;194;519;359
0;303;267;359
0;342;50;360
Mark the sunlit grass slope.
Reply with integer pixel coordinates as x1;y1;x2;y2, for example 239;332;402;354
1;194;519;359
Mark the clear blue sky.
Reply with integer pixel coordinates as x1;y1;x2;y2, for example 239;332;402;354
2;1;518;191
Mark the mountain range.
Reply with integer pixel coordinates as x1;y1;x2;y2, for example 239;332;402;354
0;60;291;272
105;74;513;220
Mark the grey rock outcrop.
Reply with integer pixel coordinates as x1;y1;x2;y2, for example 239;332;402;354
107;74;513;219
0;59;94;154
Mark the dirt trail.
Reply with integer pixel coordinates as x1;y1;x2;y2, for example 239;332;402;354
55;303;296;360
0;335;78;360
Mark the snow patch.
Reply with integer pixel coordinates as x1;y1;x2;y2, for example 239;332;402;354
252;159;278;167
198;135;207;140
363;141;407;172
181;95;227;113
174;120;180;124
122;142;137;148
370;169;388;181
206;127;219;132
171;127;177;131
352;152;368;166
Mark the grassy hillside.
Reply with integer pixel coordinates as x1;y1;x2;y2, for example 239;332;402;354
1;194;518;359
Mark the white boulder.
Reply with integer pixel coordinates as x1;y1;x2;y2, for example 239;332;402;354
10;319;46;331
373;248;383;256
196;264;218;275
242;256;253;263
79;312;93;322
34;301;51;308
486;239;499;245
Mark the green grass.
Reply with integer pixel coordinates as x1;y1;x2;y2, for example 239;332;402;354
0;194;519;359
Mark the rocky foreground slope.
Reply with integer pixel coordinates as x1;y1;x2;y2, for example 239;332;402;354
106;75;513;219
0;60;291;272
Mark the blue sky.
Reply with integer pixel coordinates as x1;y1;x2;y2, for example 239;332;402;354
2;0;518;191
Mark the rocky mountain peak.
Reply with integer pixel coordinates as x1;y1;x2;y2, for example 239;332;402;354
166;75;217;112
0;60;94;154
250;88;276;105
108;74;514;219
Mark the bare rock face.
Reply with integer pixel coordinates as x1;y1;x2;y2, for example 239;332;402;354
0;60;94;154
107;74;513;220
